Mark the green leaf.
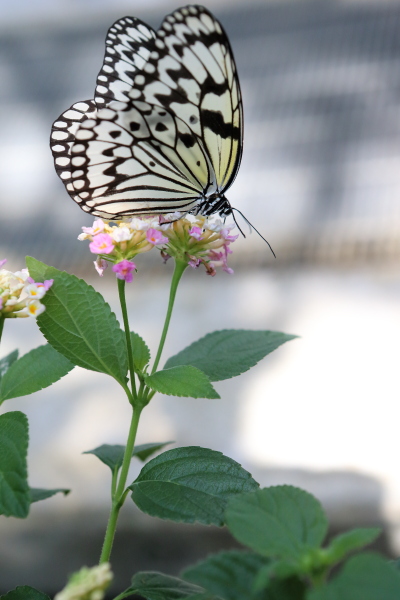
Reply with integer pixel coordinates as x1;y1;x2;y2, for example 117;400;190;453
133;442;174;462
26;257;128;385
307;552;400;600
183;551;306;600
0;350;19;381
391;558;400;571
0;586;50;600
0;344;74;403
125;571;218;599
253;560;301;593
131;331;150;371
225;486;328;561
0;412;30;518
83;442;173;472
182;551;268;600
145;366;220;399
130;446;259;526
164;330;297;382
83;444;126;471
30;488;70;503
324;528;381;565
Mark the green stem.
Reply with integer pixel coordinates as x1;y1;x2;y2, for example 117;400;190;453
151;260;187;374
99;404;142;564
118;278;137;401
0;317;4;345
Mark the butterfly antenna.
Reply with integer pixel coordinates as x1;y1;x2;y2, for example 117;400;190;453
232;208;276;258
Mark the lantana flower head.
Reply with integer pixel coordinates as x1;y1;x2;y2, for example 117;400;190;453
54;563;113;600
79;214;238;279
158;214;239;275
79;217;161;280
0;260;53;318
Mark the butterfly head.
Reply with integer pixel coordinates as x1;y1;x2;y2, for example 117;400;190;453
196;192;232;218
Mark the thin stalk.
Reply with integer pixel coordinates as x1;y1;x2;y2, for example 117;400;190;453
99;404;142;564
118;278;137;401
0;317;4;345
151;260;187;374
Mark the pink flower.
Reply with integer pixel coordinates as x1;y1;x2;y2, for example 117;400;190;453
94;258;108;277
146;228;168;245
43;279;54;291
188;226;203;241
188;257;201;269
209;249;234;275
82;219;105;236
0;259;7;268
89;233;115;255
25;278;53;290
112;260;136;283
221;228;239;243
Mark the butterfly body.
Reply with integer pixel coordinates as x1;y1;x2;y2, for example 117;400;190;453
51;5;243;221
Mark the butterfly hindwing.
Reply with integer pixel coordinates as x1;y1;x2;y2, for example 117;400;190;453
69;101;206;218
50;100;97;199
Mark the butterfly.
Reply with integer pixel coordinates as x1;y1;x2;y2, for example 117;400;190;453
50;5;243;222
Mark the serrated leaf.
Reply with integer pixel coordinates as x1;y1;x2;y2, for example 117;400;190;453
183;551;306;600
226;486;328;561
0;350;19;381
131;331;150;371
164;330;297;382
183;551;269;600
0;344;74;403
0;412;30;518
145;366;219;399
0;586;50;600
130;447;259;526
26;257;127;385
325;528;381;565
30;488;70;503
83;442;173;472
307;552;400;600
126;571;218;600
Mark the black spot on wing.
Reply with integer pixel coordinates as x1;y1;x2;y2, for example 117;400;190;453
201;109;240;140
179;133;196;148
155;122;168;132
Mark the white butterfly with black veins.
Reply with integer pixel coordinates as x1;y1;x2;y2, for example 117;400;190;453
50;5;243;221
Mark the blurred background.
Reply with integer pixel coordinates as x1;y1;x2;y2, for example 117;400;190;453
1;0;400;594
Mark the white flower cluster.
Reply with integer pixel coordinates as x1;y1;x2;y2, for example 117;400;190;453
0;260;53;318
54;564;113;600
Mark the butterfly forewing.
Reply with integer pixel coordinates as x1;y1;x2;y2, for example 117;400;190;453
134;6;243;192
95;17;156;106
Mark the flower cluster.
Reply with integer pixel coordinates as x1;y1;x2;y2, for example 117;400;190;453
0;259;53;318
78;217;167;281
79;214;238;281
54;564;113;600
160;214;239;276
